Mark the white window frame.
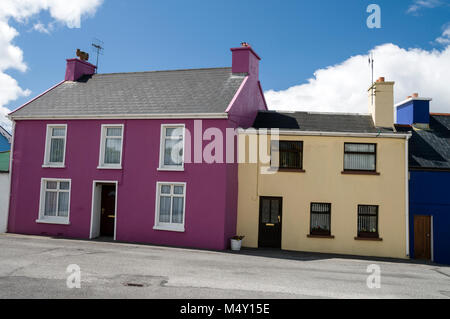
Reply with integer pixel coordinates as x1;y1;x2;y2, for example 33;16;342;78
37;178;71;225
154;182;186;232
158;124;185;171
98;124;124;169
43;124;67;168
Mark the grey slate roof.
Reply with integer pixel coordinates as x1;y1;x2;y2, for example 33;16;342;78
396;115;450;170
252;111;398;133
10;67;245;118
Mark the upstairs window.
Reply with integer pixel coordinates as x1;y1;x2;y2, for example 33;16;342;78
357;205;379;238
271;141;303;170
99;125;124;169
38;179;71;224
159;125;184;170
44;125;67;167
310;203;331;236
344;143;376;172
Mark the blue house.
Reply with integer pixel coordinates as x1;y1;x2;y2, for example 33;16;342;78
396;96;450;264
0;126;11;152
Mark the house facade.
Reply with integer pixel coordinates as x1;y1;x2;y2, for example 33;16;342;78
0;125;11;233
237;78;411;259
7;45;267;250
395;96;450;264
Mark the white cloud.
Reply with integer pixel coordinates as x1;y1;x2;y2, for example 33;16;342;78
32;22;52;34
407;0;444;14
0;0;103;130
436;24;450;44
265;43;450;115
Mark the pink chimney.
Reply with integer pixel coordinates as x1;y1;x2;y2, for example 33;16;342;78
65;58;97;81
230;42;261;77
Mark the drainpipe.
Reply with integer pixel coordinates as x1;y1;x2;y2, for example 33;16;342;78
405;133;411;257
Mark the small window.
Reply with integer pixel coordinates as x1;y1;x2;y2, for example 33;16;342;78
44;125;67;167
154;182;186;232
344;143;376;171
357;205;379;238
99;125;124;168
159;125;184;170
310;203;331;236
38;179;71;224
271;141;303;170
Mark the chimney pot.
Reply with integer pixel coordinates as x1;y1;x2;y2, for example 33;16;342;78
412;93;419;98
376;77;385;83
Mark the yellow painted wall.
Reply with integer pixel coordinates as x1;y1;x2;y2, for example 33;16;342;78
237;133;408;259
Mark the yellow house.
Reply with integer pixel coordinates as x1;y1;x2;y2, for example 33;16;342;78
237;78;411;259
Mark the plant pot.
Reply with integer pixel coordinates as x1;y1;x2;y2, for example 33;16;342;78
230;239;242;251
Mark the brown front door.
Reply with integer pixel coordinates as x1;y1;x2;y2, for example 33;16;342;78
258;197;282;248
100;185;116;237
414;215;432;260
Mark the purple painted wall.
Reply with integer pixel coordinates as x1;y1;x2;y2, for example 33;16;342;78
9;119;233;249
8;45;266;250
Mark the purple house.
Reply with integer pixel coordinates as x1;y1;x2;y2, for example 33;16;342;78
7;44;266;250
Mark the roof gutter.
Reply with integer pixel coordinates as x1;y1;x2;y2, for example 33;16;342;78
9;113;229;121
238;128;411;139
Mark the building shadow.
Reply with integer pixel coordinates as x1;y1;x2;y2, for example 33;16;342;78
226;247;448;267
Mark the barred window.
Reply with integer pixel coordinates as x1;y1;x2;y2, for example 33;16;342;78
344;143;376;171
310;203;331;236
271;141;303;170
357;205;379;238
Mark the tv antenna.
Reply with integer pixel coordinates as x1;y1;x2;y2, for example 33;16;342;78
91;38;104;73
368;51;374;105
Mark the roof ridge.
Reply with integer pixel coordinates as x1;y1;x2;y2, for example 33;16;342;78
259;110;371;116
430;113;450;116
94;67;232;77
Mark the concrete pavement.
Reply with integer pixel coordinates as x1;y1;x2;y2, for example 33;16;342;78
0;234;449;299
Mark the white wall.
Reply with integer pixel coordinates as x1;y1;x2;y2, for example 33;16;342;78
0;172;10;233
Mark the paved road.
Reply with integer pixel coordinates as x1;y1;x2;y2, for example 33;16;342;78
0;234;449;299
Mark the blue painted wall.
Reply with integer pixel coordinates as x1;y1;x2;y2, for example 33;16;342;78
397;100;430;125
0;134;10;152
409;171;450;264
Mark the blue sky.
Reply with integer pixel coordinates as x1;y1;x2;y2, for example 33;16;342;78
2;0;450;120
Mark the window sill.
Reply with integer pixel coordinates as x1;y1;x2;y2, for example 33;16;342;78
354;236;383;241
36;219;70;225
269;168;306;173
341;171;380;176
153;225;185;233
307;234;335;239
42;164;66;169
97;166;122;170
157;167;185;172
